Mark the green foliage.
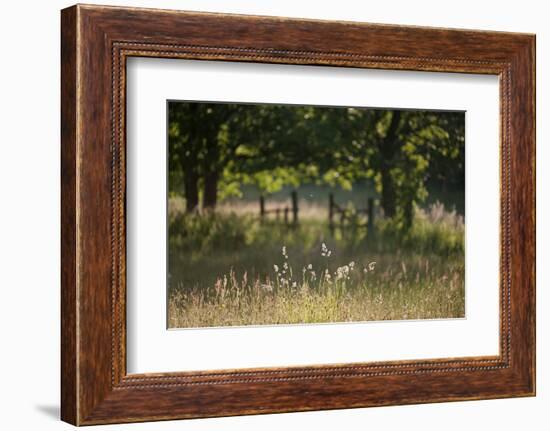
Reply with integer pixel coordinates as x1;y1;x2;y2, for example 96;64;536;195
169;212;248;256
168;102;465;229
374;205;464;256
168;204;463;294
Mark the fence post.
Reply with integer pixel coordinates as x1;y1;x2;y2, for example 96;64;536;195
276;208;280;220
284;207;289;224
259;195;265;221
367;197;375;237
291;190;298;224
329;193;335;235
329;193;334;226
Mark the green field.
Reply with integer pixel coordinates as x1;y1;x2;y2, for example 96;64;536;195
167;198;465;328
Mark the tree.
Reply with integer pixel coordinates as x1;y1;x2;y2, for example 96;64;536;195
169;103;250;211
168;102;464;229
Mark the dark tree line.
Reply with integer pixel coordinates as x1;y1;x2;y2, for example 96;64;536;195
168;102;464;229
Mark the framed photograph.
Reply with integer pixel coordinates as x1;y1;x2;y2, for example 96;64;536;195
61;4;535;425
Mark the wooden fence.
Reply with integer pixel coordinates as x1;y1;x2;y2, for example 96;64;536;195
259;191;298;225
258;191;376;235
329;193;376;236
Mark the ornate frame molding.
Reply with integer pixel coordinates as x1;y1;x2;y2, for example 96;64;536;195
61;5;535;425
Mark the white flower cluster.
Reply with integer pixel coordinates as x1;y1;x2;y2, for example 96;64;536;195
335;261;355;281
363;261;377;273
271;242;376;291
273;245;294;288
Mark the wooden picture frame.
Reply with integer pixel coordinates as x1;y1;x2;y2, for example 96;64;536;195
61;4;535;425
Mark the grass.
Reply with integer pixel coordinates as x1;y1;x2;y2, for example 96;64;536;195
167;199;465;328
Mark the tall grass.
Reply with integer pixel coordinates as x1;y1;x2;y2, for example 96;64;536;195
167;201;464;328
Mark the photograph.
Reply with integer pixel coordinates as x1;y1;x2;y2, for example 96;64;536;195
167;101;466;328
50;2;536;426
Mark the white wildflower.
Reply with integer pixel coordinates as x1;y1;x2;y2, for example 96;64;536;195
335;265;350;281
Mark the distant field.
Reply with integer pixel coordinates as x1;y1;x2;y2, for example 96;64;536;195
167;199;465;328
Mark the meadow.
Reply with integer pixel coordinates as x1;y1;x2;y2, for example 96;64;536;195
167;197;465;328
167;102;465;328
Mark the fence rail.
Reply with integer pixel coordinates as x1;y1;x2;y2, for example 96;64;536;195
258;191;376;235
329;194;376;236
259;191;298;225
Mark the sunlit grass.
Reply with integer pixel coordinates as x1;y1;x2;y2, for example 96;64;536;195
168;253;464;328
167;202;464;328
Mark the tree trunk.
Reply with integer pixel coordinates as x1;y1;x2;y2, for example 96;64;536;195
179;104;200;213
380;169;397;218
202;126;220;210
202;169;219;210
183;167;199;213
379;111;402;218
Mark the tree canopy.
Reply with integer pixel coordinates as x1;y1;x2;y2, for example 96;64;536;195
168;102;464;229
